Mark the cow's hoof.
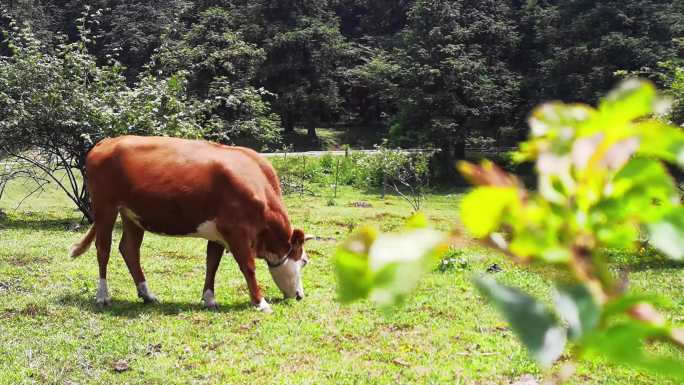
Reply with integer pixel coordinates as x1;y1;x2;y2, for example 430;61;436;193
95;297;112;307
255;299;273;314
136;282;159;304
138;293;160;304
202;289;218;310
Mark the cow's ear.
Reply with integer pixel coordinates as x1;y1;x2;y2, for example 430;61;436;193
290;229;306;246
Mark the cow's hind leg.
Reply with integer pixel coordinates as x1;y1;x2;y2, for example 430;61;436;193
119;215;158;304
226;231;271;313
202;241;224;310
94;206;118;307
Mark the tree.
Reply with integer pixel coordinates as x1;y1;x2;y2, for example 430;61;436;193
154;7;281;148
333;0;413;130
334;0;412;48
390;0;521;171
96;0;192;81
0;15;201;220
2;0;192;82
0;0;65;43
4;0;683;158
519;0;679;105
343;53;401;128
227;0;357;138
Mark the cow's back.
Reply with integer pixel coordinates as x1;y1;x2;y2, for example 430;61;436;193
86;136;282;236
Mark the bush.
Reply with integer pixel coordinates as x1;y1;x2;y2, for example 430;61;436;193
0;12;201;220
269;149;433;200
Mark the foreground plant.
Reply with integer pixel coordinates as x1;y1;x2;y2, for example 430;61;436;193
335;80;684;379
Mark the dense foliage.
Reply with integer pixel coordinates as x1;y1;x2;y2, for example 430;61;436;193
269;148;433;203
2;0;683;156
0;10;201;219
335;80;684;380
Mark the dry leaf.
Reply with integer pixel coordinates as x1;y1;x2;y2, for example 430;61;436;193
392;358;409;367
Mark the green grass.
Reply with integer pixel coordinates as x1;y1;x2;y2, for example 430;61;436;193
1;180;683;384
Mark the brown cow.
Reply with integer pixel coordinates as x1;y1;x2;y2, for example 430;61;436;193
69;136;311;313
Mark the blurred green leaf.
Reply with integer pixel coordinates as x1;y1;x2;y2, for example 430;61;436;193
613;157;676;199
637;121;684;165
583;321;684;380
368;228;445;271
335;225;446;307
647;207;684;260
597;79;658;128
335;248;373;304
602;294;670;319
460;187;518;238
367;229;446;307
405;213;429;229
596;222;639;250
335;228;377;303
338;80;684;378
611;157;676;223
554;284;600;340
475;276;566;367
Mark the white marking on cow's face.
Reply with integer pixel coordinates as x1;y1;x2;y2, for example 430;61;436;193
193;220;227;247
96;278;111;306
256;297;273;313
202;289;218;309
268;250;307;300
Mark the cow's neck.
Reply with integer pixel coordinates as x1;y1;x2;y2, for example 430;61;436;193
261;212;293;264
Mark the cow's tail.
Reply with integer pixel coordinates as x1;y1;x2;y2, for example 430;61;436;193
69;224;96;258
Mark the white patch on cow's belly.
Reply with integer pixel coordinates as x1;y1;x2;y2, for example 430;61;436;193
120;206;144;229
190;220;227;247
120;208;227;246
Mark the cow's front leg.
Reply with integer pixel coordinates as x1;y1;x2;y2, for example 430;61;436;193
227;233;272;313
202;241;224;310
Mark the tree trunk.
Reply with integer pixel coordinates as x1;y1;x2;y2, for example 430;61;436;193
307;125;317;139
454;139;466;160
436;143;462;181
283;113;295;134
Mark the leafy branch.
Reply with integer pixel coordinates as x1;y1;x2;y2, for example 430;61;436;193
335;80;684;381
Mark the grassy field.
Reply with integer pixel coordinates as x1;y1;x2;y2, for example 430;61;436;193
1;179;683;385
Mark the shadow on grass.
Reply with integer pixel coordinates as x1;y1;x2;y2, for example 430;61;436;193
56;293;287;318
0;216;79;231
607;247;684;272
617;257;684;272
0;216;125;232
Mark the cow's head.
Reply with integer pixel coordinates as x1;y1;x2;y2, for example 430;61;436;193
267;229;312;300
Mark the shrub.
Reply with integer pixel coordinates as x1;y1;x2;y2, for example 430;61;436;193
270;149;434;200
0;12;201;220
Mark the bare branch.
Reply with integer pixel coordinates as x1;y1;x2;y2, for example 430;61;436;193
13;179;48;210
3;150;80;207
